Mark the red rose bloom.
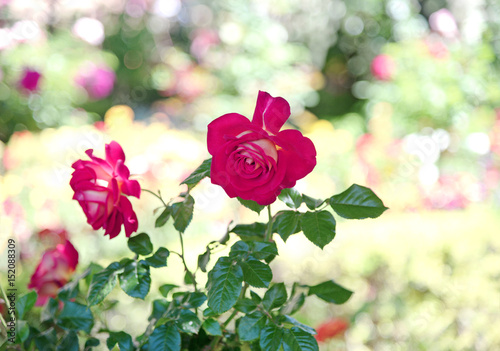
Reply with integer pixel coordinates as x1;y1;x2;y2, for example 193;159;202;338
315;318;349;343
207;91;316;205
28;241;79;306
70;141;141;238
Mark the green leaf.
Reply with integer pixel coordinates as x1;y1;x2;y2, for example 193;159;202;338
87;262;122;306
300;211;336;249
17;291;37;319
171;195;195;232
279;188;303;209
155;207;172;228
159;284;178;297
237;197;266;214
84;337;100;349
250;290;262;304
240;258;273;288
302;195;324;210
329;184;388;219
202;318;222;336
150;299;170;321
238;311;267;341
308;280;353;305
203;307;217;317
281;315;316;335
17;320;29;343
175;309;201;334
41;298;59;322
282;327;318;351
259;325;283;351
229;240;250;257
252;242;278;260
119;260;151;299
35;328;57;351
231;222;266;240
107;331;134;351
263;283;287;311
180;158;212;190
128;233;153;256
282;293;306;316
145;247;170;268
234;298;258;313
183;292;207;308
198;248;211;273
148;323;181;351
184;271;195;285
273;211;301;242
206;257;243;314
59;267;91;301
57;331;78;351
58;301;94;333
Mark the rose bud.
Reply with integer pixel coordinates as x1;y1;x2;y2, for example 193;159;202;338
70;141;141;238
315;318;349;343
207;91;316;205
28;240;79;306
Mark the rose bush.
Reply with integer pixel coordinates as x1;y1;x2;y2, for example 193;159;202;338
70;141;141;238
27;240;79;306
208;91;316;205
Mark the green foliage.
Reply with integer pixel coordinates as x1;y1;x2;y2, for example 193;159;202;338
278;188;303;209
240;258;273;288
238;312;267;341
238;198;266;214
206;257;244;314
308;280;353;304
58;301;94;333
17;291;37;319
171;195;195;232
107;331;134;351
57;331;79;351
329;184;388;219
87;262;122;306
202;318;222;336
155;208;172;228
148;323;181;351
300;211;337;249
128;233;154;256
119;260;151;299
273;211;302;242
180;158;212;190
145;247;170;268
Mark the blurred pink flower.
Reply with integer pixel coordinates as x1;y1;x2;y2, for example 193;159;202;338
370;54;396;81
70;141;141;239
19;68;41;92
75;64;115;100
429;9;459;38
28;240;79;306
190;29;219;61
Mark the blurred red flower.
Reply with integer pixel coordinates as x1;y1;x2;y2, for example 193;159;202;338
315;318;349;343
19;68;41;92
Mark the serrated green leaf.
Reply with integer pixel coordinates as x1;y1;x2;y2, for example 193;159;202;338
159;284;178;297
240;258;272;288
198;248;211;273
231;222;267;240
300;211;336;249
282;327;318;351
107;331;134;351
175;309;201;334
128;233;153;256
41;298;59;322
148;323;181;351
238;311;267;341
58;301;94;333
263;283;287;311
203;307;217;317
145;247;170;268
206;257;243;314
180;158;212;190
17;291;37;319
56;331;78;351
229;240;250;257
155;207;171;228
308;280;353;304
84;337;100;348
260;325;283;351
250;290;262;304
35;328;57;351
329;184;388;219
87;262;122;306
118;260;151;299
59;267;91;301
172;195;195;232
279;188;303;209
282;293;306;316
184;292;207;308
234;298;258;313
302;195;324;210
202;318;222;336
252;242;278;261
17;320;29;343
150;299;170;321
237;198;266;214
273;211;301;242
281;315;316;335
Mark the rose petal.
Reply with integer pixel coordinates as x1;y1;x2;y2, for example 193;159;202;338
105;140;126;166
119;196;139;237
252;91;290;135
207;113;255;155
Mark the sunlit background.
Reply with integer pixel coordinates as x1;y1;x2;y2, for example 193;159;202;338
1;0;500;349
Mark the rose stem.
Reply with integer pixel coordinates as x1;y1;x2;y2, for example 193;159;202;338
178;230;198;292
265;205;274;242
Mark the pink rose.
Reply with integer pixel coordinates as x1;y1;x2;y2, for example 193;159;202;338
70;141;141;238
207;91;317;205
370;54;396;81
19;68;41;92
75;64;116;100
28;241;79;306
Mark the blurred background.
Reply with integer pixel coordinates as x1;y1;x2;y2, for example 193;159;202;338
1;0;500;349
